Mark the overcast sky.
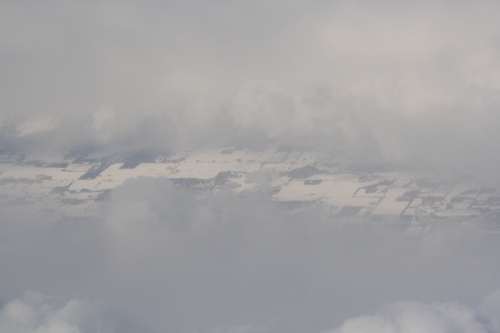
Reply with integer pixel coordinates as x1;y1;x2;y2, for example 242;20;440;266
1;1;500;333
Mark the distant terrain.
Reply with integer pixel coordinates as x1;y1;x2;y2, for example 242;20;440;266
1;146;499;232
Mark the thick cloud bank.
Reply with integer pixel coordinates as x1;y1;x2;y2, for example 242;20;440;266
102;179;500;332
2;178;499;332
2;1;500;176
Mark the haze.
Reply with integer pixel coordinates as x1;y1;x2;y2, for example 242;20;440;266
1;1;500;332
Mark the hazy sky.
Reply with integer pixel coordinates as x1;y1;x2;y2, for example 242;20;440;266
1;1;500;333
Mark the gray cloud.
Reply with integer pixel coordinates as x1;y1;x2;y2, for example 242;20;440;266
1;1;500;175
2;178;499;332
99;178;500;332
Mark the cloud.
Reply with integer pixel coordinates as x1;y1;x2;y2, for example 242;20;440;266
1;1;500;175
92;106;115;143
479;289;500;331
330;294;500;333
0;292;113;333
1;1;500;332
15;118;56;138
100;178;500;332
0;177;500;332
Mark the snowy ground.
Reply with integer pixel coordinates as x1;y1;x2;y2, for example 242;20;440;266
0;146;498;225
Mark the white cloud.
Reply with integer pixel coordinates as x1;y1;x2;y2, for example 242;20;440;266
330;294;500;333
16;118;56;138
0;292;112;333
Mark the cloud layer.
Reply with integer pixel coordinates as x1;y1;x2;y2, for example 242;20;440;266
1;1;500;175
2;2;500;332
1;178;500;332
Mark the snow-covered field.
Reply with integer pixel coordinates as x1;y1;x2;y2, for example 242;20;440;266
0;146;498;224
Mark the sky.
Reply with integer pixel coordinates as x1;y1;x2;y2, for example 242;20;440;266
1;1;500;332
